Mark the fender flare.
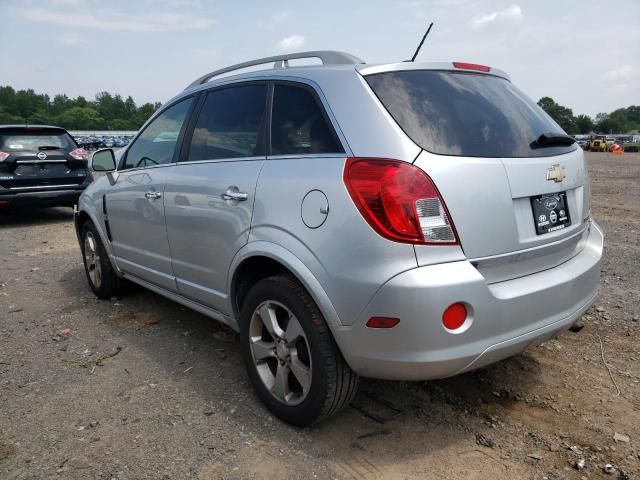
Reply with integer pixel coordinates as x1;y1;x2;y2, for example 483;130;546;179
228;241;342;327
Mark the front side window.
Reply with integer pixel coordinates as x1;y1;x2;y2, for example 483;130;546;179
187;84;268;161
271;84;343;155
123;98;193;169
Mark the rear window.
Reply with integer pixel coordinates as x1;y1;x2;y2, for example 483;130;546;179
0;129;76;152
365;71;577;158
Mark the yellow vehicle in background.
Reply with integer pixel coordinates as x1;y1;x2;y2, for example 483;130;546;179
587;135;607;152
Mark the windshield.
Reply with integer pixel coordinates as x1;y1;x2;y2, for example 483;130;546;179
365;70;577;158
0;129;76;152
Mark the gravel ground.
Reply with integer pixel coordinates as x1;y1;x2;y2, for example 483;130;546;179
1;151;638;480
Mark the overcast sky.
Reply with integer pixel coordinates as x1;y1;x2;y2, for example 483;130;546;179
1;0;638;117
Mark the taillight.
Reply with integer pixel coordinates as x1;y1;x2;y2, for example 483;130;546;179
453;62;490;72
69;148;89;161
0;151;9;162
343;158;458;245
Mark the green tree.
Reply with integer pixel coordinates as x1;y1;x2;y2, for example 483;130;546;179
0;86;17;114
575;114;594;134
51;94;73;116
56;107;104;130
537;96;577;134
14;89;38;120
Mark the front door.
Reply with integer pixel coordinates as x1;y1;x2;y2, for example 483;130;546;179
165;83;268;312
107;97;194;291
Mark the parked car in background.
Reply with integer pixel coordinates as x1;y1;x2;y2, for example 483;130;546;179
577;139;588;149
622;140;640;152
0;125;92;208
75;51;603;426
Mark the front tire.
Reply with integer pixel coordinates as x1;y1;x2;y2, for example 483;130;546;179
80;221;125;299
239;275;358;426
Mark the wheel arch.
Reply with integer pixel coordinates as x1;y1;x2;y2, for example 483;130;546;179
75;206;119;275
228;242;342;328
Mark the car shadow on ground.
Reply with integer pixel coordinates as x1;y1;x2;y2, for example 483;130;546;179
58;263;544;475
0;207;74;227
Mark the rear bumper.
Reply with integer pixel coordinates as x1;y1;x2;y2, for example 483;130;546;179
0;188;85;207
331;221;603;381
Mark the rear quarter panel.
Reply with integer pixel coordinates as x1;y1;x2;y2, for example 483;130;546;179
249;155;418;326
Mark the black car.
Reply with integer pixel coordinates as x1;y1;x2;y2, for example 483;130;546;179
0;125;93;208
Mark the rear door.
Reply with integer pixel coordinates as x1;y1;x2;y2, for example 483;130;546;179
0;127;88;192
165;83;268;312
106;97;194;291
364;68;589;281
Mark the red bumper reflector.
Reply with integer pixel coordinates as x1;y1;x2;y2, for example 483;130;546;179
366;317;400;329
442;303;467;330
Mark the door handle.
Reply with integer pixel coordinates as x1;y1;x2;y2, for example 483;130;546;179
145;191;162;200
221;188;248;202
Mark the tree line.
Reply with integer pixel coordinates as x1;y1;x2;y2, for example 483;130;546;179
537;97;639;135
0;85;638;134
0;86;162;130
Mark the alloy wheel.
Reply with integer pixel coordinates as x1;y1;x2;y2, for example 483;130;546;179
84;231;102;288
248;300;312;405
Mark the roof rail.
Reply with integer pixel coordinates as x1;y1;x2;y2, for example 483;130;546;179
185;50;364;90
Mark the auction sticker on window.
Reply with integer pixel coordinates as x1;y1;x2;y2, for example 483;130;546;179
530;192;571;235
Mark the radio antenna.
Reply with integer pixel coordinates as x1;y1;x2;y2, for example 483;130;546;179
410;22;434;62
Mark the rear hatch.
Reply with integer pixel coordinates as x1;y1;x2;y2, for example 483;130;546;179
363;65;590;283
0;127;89;191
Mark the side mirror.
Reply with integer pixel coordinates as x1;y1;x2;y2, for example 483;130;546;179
90;148;116;172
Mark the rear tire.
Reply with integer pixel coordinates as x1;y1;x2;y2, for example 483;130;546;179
80;221;127;299
239;274;358;426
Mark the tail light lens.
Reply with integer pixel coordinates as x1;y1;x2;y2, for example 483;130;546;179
453;62;491;72
0;151;9;162
343;158;458;245
69;148;89;161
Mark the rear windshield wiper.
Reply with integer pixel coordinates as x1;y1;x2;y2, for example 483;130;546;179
38;145;62;151
530;133;576;149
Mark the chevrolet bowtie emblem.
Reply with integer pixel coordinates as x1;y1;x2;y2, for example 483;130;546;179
546;164;566;183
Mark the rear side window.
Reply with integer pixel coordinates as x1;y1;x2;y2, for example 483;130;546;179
271;84;343;155
123;97;193;169
187;84;268;161
365;71;577;158
0;129;75;151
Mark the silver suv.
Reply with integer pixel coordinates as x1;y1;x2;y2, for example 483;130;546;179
75;51;603;426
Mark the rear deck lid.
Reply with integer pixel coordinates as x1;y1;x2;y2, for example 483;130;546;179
363;67;588;279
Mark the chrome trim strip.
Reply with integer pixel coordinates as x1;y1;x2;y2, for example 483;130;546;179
16;160;67;164
176;156;265;166
267;153;346;160
9;184;82;190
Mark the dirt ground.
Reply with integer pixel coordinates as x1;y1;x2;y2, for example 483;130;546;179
1;151;638;480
